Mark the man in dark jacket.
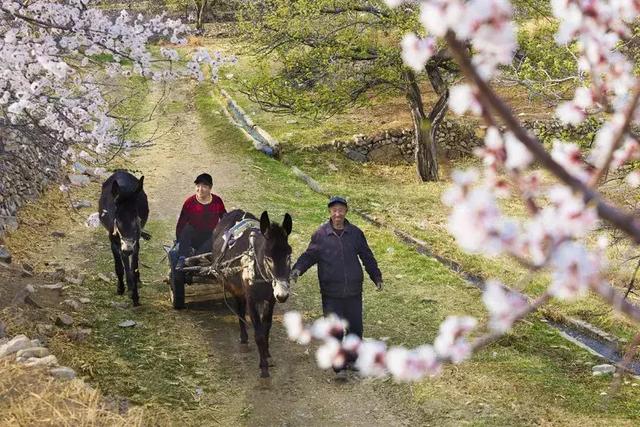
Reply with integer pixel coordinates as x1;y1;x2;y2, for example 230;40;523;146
291;196;383;341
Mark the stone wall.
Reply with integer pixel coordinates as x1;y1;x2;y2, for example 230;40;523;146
331;117;603;164
0;129;64;236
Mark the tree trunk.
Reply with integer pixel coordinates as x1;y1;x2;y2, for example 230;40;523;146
404;69;448;182
194;0;207;33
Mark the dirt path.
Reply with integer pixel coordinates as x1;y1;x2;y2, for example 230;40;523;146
127;81;411;426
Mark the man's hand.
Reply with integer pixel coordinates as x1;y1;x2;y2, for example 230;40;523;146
375;280;384;292
289;269;301;284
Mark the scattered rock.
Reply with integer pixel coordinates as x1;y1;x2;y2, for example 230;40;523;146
68;174;90;187
592;364;616;376
344;149;367;163
3;217;19;233
51;231;66;238
195;387;204;401
55;314;74;327
46;268;66;281
17;347;50;359
111;301;129;309
65;275;85;286
98;273;111;284
62;299;82;311
72;200;92;209
12;284;39;307
50;366;76;380
23;355;58;368
118;320;136;328
72;162;87;174
78;297;90;304
0;245;11;264
40;283;64;291
36;324;54;336
286;119;298;124
0;335;32;358
31;338;42;347
327;163;338;172
66;328;92;342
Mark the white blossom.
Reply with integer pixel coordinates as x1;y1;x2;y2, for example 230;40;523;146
354;339;387;377
549;242;602;300
482;280;528;333
400;34;437;72
433;316;477;364
504;132;533;171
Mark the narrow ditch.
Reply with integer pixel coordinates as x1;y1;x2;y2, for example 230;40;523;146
216;90;640;376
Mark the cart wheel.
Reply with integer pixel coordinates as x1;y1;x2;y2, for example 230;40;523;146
170;269;186;310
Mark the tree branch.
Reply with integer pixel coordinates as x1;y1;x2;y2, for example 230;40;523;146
445;31;640;245
588;83;640;188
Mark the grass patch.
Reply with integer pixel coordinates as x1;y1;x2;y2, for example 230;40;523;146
193;82;640;424
3;70;640;425
206;33;640;344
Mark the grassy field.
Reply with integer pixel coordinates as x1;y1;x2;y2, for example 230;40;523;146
3;55;640;425
208;34;640;345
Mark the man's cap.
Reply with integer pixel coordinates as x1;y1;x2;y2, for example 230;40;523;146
194;173;213;187
327;195;348;208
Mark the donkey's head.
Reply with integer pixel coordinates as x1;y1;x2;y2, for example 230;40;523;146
111;176;144;256
259;211;292;303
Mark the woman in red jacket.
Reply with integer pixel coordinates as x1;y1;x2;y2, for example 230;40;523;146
175;173;226;261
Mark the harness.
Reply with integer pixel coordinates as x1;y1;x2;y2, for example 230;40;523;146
208;217;273;284
175;215;285;326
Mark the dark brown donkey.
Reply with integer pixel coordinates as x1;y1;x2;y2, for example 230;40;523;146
99;170;149;306
210;209;292;378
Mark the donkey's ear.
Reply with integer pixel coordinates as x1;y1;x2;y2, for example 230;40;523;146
283;213;292;236
136;176;144;193
111;180;120;199
260;211;270;236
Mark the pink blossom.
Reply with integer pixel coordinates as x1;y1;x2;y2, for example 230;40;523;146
611;138;640;169
549;242;602;300
355;340;388;377
504;132;533;171
383;0;405;8
546;185;598;237
449;84;483;116
342;333;362;353
475;127;505;168
434;316;477;364
482;280;528;333
446;186;508;255
551;141;592;183
400;34;437;72
316;337;345;370
420;0;465;38
386;345;441;381
556;101;585;125
625;170;640;188
310;314;347;340
283;311;304;341
441;168;479;206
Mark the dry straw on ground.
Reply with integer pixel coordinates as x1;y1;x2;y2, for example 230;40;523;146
0;359;143;427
